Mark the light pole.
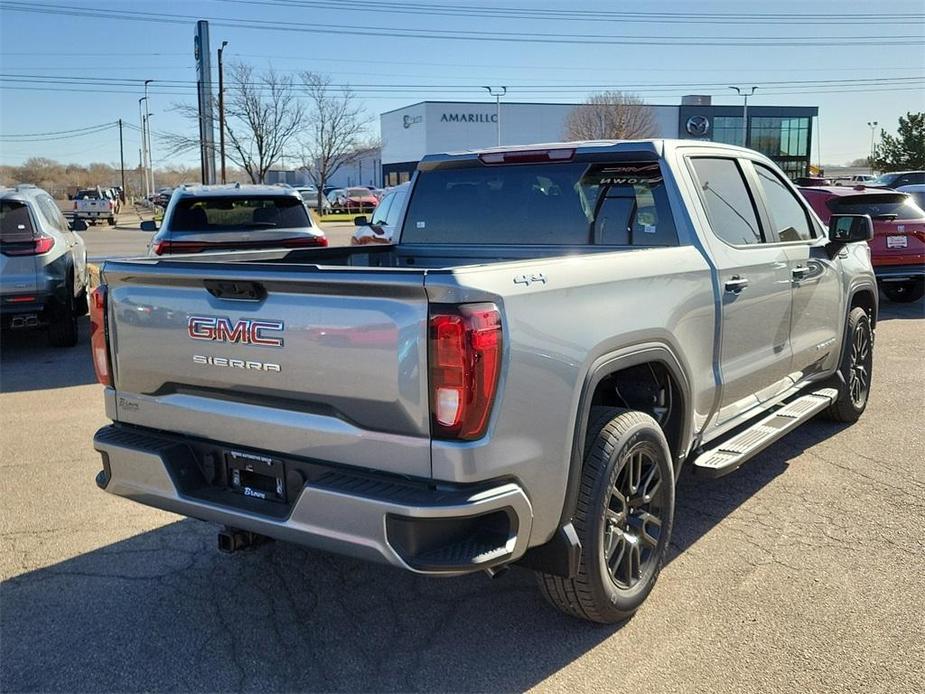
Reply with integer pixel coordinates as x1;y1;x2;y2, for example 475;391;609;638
729;86;758;148
483;86;507;146
146;112;156;193
867;121;878;175
138;97;149;198
144;80;154;196
218;40;228;184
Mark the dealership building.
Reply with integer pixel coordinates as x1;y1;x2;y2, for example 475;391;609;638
380;96;818;185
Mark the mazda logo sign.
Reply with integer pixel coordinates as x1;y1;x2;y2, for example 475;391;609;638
686;115;710;137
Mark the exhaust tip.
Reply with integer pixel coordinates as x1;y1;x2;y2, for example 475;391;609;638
217;530;236;554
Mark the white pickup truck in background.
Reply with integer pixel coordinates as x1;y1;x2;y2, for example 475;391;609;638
73;187;116;226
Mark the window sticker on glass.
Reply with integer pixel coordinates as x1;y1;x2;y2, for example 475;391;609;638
416;221;426;228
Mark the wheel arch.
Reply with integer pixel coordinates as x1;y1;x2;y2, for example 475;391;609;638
518;343;692;579
561;343;692;528
849;284;877;329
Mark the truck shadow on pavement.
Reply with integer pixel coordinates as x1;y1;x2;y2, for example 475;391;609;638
1;421;847;692
0;318;95;393
875;295;924;321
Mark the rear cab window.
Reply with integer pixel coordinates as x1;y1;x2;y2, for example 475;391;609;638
400;160;678;246
168;196;312;232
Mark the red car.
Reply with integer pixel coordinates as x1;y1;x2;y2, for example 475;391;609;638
800;186;925;302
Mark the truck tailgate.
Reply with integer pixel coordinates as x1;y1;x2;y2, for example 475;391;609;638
103;260;432;478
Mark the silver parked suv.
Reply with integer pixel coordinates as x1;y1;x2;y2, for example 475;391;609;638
1;184;90;346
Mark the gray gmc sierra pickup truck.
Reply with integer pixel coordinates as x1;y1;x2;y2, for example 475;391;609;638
92;140;877;623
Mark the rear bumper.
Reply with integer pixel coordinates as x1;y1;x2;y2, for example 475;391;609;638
874;263;925;282
93;425;533;574
0;292;51;326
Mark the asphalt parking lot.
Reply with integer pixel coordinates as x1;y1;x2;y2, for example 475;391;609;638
1;244;923;691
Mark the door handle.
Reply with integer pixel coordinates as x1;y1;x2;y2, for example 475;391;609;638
792;265;809;279
724;276;749;294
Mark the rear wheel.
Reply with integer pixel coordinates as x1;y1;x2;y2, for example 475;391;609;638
881;280;924;303
48;277;79;347
822;307;873;423
536;407;674;624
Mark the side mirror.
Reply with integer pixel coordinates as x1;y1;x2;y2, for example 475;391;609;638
70;218;88;232
354;216;369;227
140;220;158;232
829;214;874;243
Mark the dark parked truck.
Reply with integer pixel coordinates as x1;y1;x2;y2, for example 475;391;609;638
92;141;878;623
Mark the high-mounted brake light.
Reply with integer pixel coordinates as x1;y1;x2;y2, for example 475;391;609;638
429;303;502;440
89;285;112;386
479;148;575;165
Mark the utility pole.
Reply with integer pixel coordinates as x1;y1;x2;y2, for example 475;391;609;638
118;119;126;204
145;80;155;195
218;40;228;183
867;121;878;175
483;86;507;146
729;86;758;148
195;20;217;184
138;97;149;198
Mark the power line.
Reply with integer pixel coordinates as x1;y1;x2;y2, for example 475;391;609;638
0;121;117;138
218;0;925;25
0;123;119;142
1;72;922;93
2;2;922;47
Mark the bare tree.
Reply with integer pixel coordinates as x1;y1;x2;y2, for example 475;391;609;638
298;72;369;209
164;63;304;183
564;91;657;141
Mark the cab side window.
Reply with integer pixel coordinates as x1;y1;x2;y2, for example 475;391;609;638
690;158;764;246
753;164;815;242
37;195;66;232
385;189;407;228
371;193;393;226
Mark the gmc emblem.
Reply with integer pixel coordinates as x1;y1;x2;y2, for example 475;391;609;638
187;315;284;347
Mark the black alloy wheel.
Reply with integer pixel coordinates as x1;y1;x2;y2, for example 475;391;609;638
603;445;666;590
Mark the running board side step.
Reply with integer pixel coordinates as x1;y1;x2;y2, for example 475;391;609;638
692;388;838;478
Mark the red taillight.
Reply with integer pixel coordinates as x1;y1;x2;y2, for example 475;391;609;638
1;234;54;256
429;303;502;440
89;285;112;386
281;235;328;248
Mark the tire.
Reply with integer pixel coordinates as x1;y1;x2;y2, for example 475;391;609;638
881;280;924;303
108;216;116;226
48;278;79;348
822;307;873;423
536;407;675;624
74;287;88;317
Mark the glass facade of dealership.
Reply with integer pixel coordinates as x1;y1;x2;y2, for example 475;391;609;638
677;104;818;179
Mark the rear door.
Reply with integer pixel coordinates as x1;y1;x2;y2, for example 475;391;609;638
687;155;795;426
104;260;432;477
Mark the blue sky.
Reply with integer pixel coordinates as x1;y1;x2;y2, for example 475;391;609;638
0;0;923;168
